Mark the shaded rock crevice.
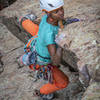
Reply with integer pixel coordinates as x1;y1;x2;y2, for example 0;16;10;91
0;0;17;10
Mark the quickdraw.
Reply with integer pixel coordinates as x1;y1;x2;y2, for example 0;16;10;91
24;35;38;53
36;64;54;83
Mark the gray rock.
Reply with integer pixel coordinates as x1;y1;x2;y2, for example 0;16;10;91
0;0;100;100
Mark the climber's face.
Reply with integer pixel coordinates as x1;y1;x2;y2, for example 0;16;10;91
50;6;64;20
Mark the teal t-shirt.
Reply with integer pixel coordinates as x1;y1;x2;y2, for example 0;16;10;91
35;15;59;64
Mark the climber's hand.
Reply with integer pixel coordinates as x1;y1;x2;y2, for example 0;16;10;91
47;44;62;66
55;33;66;46
52;47;62;66
63;17;80;26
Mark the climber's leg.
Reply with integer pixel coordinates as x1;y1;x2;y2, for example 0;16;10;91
40;66;69;94
22;19;39;36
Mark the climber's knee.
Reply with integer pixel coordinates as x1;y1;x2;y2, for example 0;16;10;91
62;78;69;88
56;77;69;88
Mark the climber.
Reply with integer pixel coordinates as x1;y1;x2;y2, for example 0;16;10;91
18;0;69;99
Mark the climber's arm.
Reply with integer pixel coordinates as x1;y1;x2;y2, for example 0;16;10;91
47;44;62;66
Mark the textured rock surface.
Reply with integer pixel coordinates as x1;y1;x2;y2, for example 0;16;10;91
0;17;84;100
0;0;41;18
0;0;100;100
82;82;100;100
57;0;100;85
57;0;100;99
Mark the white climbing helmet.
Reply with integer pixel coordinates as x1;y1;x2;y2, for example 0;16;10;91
40;0;64;12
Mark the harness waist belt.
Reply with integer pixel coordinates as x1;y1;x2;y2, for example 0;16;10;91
37;53;51;60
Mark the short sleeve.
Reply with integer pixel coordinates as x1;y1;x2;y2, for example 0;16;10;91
45;32;56;46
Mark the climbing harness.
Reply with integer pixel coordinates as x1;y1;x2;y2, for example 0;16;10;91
20;35;38;66
24;35;38;52
23;36;53;83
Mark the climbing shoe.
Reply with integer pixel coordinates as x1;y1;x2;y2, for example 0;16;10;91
17;13;37;25
40;93;54;100
33;89;54;100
